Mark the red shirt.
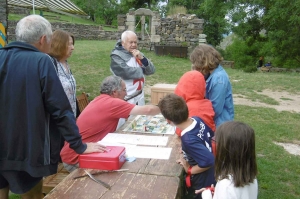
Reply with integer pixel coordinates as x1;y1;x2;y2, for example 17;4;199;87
60;94;135;164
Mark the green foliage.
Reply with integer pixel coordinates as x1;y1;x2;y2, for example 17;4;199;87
243;65;258;73
9;194;20;199
120;0;159;10
196;0;230;46
227;0;300;68
72;0;122;25
167;5;187;16
224;36;260;69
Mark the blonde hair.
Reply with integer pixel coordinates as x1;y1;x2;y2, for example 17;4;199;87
190;44;223;76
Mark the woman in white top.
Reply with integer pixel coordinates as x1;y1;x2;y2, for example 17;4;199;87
196;121;258;199
49;30;77;117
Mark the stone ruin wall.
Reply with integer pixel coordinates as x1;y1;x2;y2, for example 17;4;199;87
117;10;205;54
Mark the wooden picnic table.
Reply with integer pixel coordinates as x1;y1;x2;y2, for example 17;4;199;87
44;116;184;199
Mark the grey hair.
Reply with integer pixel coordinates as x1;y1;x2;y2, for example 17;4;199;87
121;30;137;42
16;15;52;44
100;76;123;95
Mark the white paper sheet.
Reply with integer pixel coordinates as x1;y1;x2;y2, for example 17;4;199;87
101;133;168;146
97;141;172;160
126;146;172;159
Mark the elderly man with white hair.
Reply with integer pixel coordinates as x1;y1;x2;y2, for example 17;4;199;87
110;30;156;129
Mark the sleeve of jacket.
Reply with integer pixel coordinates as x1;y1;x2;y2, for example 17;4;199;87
110;53;144;80
39;56;87;154
140;53;155;75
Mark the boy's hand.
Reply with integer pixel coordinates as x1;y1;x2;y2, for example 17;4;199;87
176;158;190;172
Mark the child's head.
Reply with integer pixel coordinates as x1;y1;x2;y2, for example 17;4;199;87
158;93;189;125
190;44;223;76
215;121;257;187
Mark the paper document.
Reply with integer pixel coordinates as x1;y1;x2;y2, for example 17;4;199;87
101;133;168;146
126;146;172;159
98;141;172;159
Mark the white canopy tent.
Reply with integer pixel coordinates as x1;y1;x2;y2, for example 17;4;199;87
7;0;87;17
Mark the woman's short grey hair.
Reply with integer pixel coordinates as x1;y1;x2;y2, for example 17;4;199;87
100;76;123;95
121;30;137;42
16;15;52;44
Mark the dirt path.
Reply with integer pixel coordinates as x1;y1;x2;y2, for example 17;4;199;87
233;89;300;113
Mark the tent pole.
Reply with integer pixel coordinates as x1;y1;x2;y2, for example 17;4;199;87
32;0;35;14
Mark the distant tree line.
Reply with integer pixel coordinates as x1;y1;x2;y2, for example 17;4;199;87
73;0;300;68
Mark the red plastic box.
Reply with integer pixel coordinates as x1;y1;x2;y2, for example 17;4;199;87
79;146;126;170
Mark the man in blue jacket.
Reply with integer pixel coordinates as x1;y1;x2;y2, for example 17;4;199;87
0;15;105;199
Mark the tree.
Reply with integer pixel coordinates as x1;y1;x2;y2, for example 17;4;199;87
196;0;230;46
120;0;161;10
227;0;300;67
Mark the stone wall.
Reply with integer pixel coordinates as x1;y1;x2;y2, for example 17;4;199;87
7;20;122;41
156;14;204;54
118;12;204;55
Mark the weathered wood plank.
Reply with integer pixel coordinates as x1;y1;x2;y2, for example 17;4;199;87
44;170;180;199
145;135;183;177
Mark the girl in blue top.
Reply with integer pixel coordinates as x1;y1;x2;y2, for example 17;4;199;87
190;44;234;127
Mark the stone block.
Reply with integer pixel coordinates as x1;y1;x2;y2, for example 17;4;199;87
135;8;154;16
118;26;126;31
152;21;160;26
151;35;160;42
125;21;135;26
191;19;205;23
126;15;135;22
187;24;195;29
192;29;203;34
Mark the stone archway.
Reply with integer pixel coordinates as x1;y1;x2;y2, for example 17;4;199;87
126;8;160;43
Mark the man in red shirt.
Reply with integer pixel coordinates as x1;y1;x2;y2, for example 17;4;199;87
60;75;160;172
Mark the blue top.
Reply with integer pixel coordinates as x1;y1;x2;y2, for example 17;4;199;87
181;117;215;190
206;65;234;127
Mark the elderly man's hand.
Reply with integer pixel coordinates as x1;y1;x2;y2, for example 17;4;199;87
83;142;107;154
131;49;144;59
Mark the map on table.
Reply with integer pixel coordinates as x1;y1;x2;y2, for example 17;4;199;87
123;115;175;135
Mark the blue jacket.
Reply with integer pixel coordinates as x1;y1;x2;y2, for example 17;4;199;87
206;65;234;127
0;42;86;177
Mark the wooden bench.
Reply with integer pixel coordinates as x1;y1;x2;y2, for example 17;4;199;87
43;163;69;194
76;92;89;113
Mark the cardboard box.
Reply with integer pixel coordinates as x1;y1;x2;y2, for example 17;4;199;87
150;84;176;105
79;146;126;170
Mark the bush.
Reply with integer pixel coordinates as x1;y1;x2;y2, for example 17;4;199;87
243;66;258;73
